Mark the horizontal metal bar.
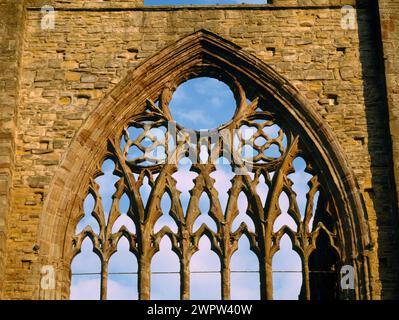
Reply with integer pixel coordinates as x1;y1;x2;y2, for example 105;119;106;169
72;270;335;276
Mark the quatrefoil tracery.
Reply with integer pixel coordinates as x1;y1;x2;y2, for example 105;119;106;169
119;97;289;171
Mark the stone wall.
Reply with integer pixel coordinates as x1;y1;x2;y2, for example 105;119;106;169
378;0;399;295
0;0;398;299
26;0;144;8
0;0;25;297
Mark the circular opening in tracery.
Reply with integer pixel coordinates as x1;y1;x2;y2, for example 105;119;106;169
168;77;237;131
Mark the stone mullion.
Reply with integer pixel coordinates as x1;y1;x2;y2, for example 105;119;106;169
163;173;191;301
221;255;231;300
218;174;238;301
302;256;311;300
179;225;191;300
220;221;231;300
261;222;274;300
138;247;151;300
106;179;126;239
137;161;172;300
238;173;268;300
100;258;108;300
303;177;320;231
180;255;190;300
262;136;299;300
90;176;109;300
302;188;318;301
137;181;159;301
109;139;145;222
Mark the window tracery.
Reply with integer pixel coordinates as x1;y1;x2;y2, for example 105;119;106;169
71;77;341;300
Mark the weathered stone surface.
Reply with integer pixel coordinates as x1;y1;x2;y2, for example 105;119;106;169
0;0;398;301
378;0;399;295
0;0;24;298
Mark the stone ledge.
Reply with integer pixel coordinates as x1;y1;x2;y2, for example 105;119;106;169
273;0;356;5
25;0;144;8
25;0;357;10
25;4;356;12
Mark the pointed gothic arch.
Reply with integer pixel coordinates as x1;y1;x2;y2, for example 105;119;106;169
36;30;374;300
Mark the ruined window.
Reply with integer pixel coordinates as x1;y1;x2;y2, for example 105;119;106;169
71;75;340;300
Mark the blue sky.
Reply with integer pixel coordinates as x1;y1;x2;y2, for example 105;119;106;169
144;0;267;6
169;78;236;130
71;77;310;300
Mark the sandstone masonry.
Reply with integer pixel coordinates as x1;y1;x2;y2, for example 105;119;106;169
0;0;398;299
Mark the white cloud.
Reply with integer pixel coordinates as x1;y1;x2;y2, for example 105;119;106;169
109;237;137;273
112;214;136;233
108;278;138;300
151;237;180;299
95;160;120;220
210;163;235;212
70;278;101;300
190;238;221;300
230;236;260;300
231;192;256;232
273;191;298;232
272;235;302;300
173;165;198;193
273;273;302;300
168;77;236;129
70;277;139;300
71;238;101;274
210;96;223;108
173;109;213;127
190;237;220;272
257;174;268;207
231;274;260;300
151;274;181;300
139;177;151;206
151;237;180;272
190;273;221;300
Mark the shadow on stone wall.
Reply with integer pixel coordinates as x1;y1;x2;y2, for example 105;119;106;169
356;0;399;299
